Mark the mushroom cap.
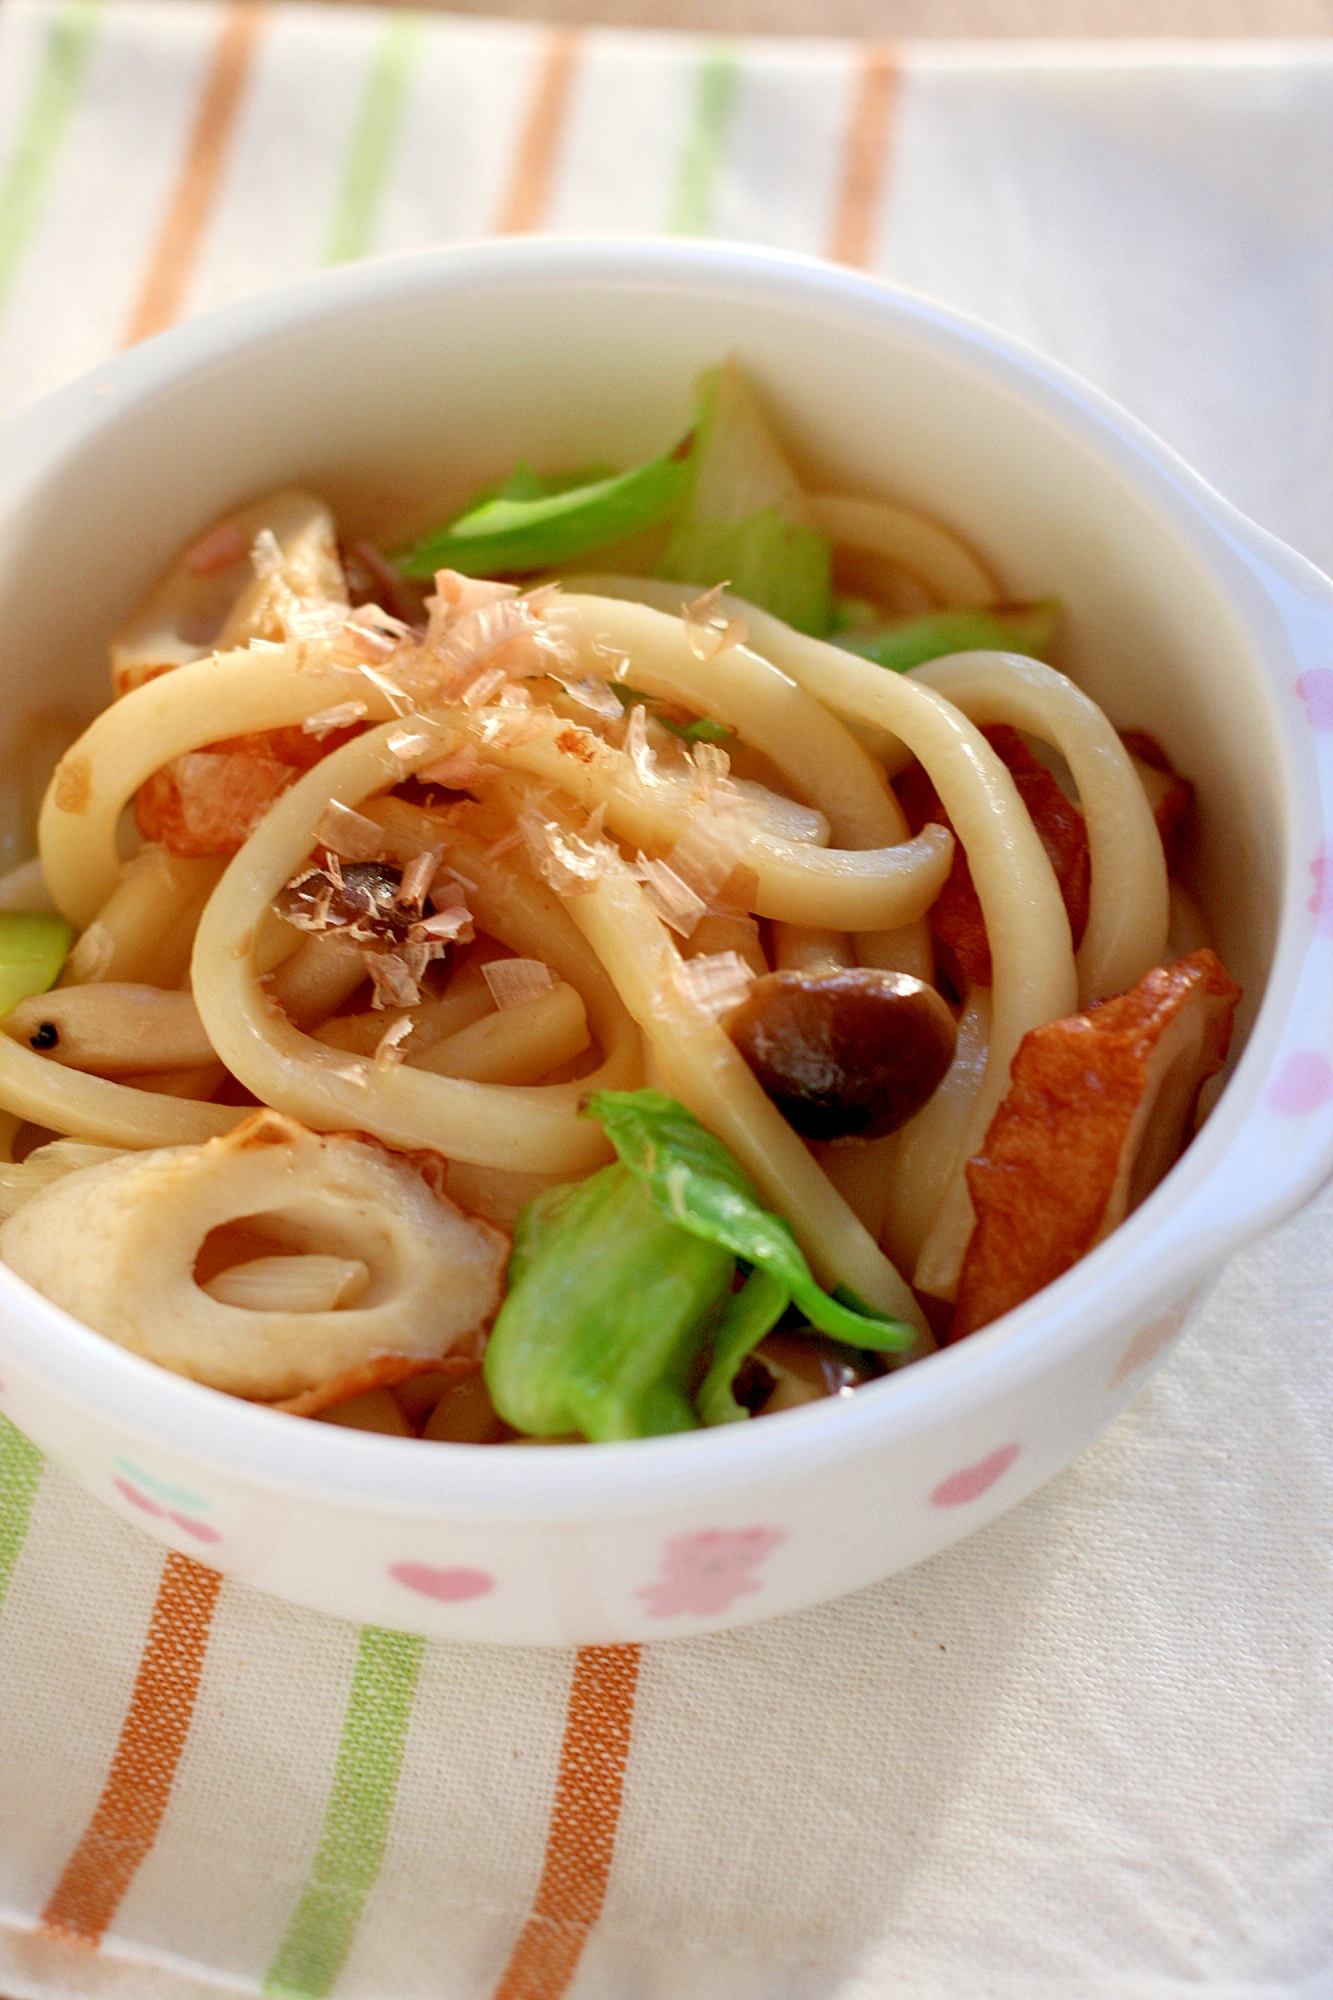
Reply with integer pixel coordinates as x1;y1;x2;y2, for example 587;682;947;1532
277;860;415;945
724;967;958;1141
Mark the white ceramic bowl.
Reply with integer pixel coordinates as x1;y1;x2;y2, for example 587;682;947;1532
1;239;1331;1646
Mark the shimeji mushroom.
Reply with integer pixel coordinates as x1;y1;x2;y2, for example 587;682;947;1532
0;1110;507;1401
724;966;958;1141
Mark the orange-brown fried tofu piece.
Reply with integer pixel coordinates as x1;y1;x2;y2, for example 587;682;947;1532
898;724;1090;990
136;724;362;857
949;949;1240;1340
1120;730;1193;873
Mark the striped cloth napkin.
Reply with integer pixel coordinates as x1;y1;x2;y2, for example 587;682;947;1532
1;9;1332;1996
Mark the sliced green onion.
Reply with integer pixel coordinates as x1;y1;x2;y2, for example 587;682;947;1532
654;363;834;635
494;461;616;504
395;436;695;580
606;681;734;747
675;716;735;745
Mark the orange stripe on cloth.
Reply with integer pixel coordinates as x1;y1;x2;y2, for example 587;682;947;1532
827;45;899;268
494;28;580;235
41;1553;222;1947
122;0;265;345
492;1644;641;2000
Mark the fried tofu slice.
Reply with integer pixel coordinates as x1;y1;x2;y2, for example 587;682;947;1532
135;722;362;857
949;948;1240;1341
1120;730;1194;873
898;723;1090;990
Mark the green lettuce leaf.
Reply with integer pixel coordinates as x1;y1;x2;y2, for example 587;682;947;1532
657;509;833;638
483;1163;734;1442
696;1266;790;1427
833;598;1060;675
583;1089;914;1353
655;363;833;635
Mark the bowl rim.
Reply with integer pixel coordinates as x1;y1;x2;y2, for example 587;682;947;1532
2;233;1332;1520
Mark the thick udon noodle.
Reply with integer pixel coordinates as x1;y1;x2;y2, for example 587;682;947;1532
19;557;1170;1324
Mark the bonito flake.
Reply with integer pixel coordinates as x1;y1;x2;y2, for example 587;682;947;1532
366;956;418;1016
364;942;437;1011
415;904;474;944
482;958;555;1011
429;571;519;619
474;705;552;749
385;725;439;763
670;949;757;1023
250;528;284;578
396;848;442;911
358;660;418;717
284;602;349;644
139;749;296;858
425;573;571;689
302;700;369;739
373;1014;415;1069
518;802;615;897
666;790;766;906
315;800;387;864
683;584;749;662
460;665;509;710
416;744;493;790
624;705;659;787
550;674;625;723
634;856;708;938
691;741;734;800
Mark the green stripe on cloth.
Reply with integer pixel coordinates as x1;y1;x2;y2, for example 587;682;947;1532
0;0;101;316
0;1414;43;1618
666;44;739;237
323;16;426;266
262;1626;424;1999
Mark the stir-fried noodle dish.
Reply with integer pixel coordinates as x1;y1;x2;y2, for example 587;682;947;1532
0;365;1241;1444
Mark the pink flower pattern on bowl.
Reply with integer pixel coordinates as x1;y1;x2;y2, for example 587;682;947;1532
111;1460;221;1545
1309;844;1333;937
1265;1048;1333;1116
388;1561;495;1603
1108;1290;1199;1389
930;1444;1021;1508
1295;667;1333;730
637;1527;786;1618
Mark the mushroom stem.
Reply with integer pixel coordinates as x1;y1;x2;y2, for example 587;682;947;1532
772;924;854;976
3;984;217;1074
